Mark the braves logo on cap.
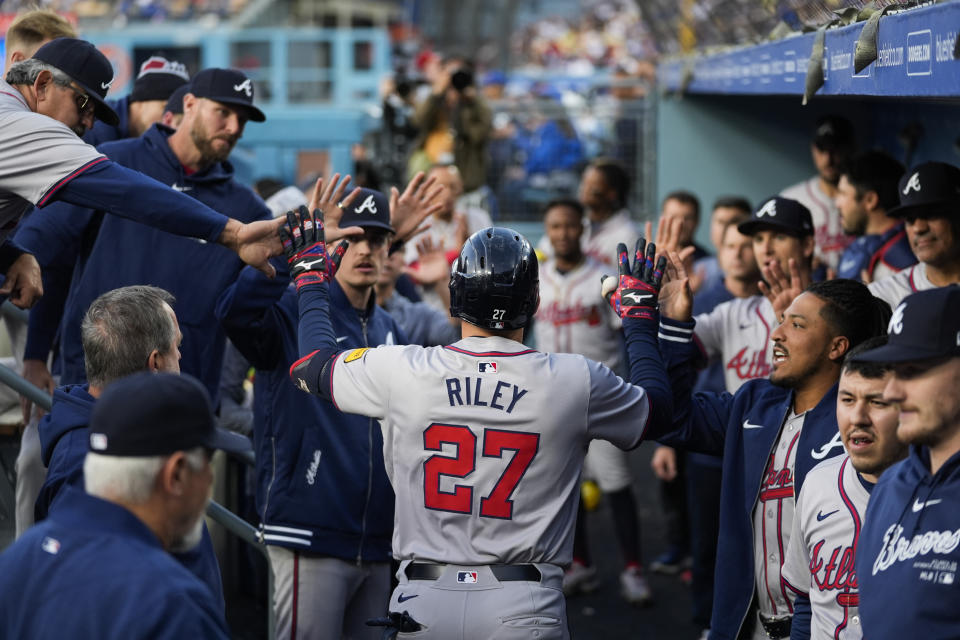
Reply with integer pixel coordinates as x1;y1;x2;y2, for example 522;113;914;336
90;433;108;450
233;78;253;97
355;195;378;214
902;172;922;195
889;302;906;335
757;199;777;218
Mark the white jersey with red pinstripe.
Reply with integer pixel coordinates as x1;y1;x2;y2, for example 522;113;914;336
691;294;776;393
753;410;804;621
782;454;868;640
535;256;621;372
327;336;650;568
781;176;853;271
0;78;105;240
868;262;937;310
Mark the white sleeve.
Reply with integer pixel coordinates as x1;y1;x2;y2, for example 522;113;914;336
329;345;407;419
585;359;648;450
693;302;728;360
781;489;811;595
0;110;104;205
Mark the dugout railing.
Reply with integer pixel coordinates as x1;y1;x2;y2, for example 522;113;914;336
0;326;275;640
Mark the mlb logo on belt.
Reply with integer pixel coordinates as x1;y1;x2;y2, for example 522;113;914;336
457;571;479;583
478;362;498;373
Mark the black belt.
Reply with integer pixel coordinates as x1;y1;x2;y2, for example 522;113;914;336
405;562;542;582
758;614;792;639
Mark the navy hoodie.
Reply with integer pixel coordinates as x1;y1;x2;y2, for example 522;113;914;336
216;264;405;560
83;95;130;147
35;383;226;610
856;445;960;640
15;124;271;404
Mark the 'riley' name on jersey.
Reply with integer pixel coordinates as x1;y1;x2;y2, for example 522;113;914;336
445;377;528;413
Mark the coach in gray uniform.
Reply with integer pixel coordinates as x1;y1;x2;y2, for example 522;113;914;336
0;37;281;310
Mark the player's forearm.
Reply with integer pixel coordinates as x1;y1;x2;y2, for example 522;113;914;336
789;594;811;640
289;282;340;397
0;239;28;274
621;316;673;435
23;265;70;361
54;162;229;243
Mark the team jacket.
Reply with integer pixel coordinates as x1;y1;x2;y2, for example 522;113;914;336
649;317;846;640
14;124;271;403
32;384;226;608
856;446;960;640
83;95;130;147
0;487;229;639
835;223;916;282
215;265;405;560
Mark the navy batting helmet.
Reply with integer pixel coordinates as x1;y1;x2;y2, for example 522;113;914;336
449;227;539;330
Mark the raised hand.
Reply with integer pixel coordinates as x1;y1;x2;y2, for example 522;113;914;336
758;257;807;319
306;173;364;243
658;249;694;322
390;172;443;243
600;237;667;320
280;206;329;291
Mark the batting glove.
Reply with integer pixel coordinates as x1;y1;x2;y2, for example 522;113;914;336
601;237;666;320
280;205;343;290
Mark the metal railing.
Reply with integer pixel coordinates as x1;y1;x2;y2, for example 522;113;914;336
0;338;274;640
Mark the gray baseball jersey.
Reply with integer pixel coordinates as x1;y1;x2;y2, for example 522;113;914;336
691;294;776;393
782;454;868;639
0;79;104;242
535;209;641;269
868;263;934;310
535;256;621;372
781;176;852;271
328;335;650;567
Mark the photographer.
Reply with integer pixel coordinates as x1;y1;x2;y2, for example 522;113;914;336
412;55;492;197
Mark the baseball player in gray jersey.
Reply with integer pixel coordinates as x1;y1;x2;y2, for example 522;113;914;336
781;336;906;639
281;197;673;638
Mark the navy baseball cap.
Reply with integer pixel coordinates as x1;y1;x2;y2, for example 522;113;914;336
32;37;119;126
813;115;855;151
738;196;814;238
852;286;960;364
887;162;960;219
164;84;190;115
89;372;252;457
188;68;266;122
130;56;189;103
339;188;394;233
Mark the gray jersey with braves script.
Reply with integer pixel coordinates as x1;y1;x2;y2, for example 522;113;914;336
868;262;935;310
0;79;104;242
782;455;868;639
692;295;776;393
329;335;650;567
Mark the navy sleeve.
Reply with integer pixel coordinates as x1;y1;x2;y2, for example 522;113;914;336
621;317;673;440
214;259;290;370
51;161;228;243
289;281;342;399
638;317;732;456
14;202;94;361
0;238;28;274
789;594;811;640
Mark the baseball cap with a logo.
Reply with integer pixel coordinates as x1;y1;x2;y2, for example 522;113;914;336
737;196;814;238
31;37;119;126
188;68;266;122
339;188;394;233
851;286;960;364
812;115;855;151
130;56;189;103
887;162;960;220
88;372;252;457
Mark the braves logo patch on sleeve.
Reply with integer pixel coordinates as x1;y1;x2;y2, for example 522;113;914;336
344;348;370;363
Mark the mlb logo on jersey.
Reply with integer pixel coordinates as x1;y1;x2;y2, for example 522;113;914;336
478;361;498;373
457;571;479;583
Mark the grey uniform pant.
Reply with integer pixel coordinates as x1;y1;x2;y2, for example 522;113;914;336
15;415;45;537
391;561;568;639
268;546;389;640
